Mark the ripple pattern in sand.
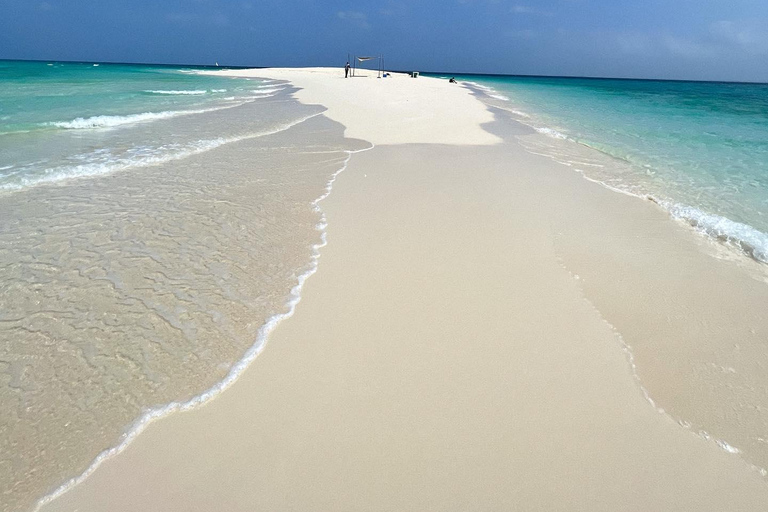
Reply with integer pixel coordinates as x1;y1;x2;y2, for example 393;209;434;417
0;101;365;512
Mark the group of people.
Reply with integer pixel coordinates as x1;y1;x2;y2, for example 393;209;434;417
344;62;457;83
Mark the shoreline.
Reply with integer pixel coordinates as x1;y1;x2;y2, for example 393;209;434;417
35;67;768;511
462;78;768;267
31;143;373;512
29;67;499;510
1;80;368;512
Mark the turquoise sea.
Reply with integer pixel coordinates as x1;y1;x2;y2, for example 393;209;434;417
434;73;768;263
0;60;279;190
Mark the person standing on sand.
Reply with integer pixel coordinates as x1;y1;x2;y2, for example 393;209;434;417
345;61;351;78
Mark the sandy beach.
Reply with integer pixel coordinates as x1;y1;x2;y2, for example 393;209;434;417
34;68;768;511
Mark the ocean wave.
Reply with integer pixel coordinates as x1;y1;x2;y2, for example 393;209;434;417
462;82;537;117
1;140;224;191
144;89;208;95
535;127;569;140
462;81;518;104
665;203;768;263
508;109;530;118
536;134;768;264
464;81;494;92
6;112;324;191
47;102;249;131
253;87;285;95
517;111;768;265
49;111;184;129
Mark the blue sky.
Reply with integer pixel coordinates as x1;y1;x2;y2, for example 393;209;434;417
2;0;767;82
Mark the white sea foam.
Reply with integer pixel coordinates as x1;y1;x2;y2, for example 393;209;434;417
462;82;533;115
535;127;569;140
9;112;325;191
716;439;741;454
47;102;251;131
145;89;208;95
468;79;768;267
2;142;220;191
49;111;185;129
467;83;512;102
253;87;285;95
506;102;768;265
33;137;375;512
666;203;768;263
465;81;495;92
530;125;768;264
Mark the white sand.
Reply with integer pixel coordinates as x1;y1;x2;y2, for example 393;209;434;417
207;67;500;145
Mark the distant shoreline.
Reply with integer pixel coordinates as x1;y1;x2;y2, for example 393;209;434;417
3;58;767;84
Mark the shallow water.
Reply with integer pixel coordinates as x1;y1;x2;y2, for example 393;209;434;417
0;62;368;512
442;73;768;263
468;81;768;482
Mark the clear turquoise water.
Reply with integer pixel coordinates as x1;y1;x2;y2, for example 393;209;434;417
0;60;278;190
0;61;242;132
440;74;768;262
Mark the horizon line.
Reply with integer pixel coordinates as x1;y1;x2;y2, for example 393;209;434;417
2;58;767;86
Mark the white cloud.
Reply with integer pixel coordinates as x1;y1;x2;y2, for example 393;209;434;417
614;22;768;62
710;20;768;54
511;4;551;16
378;2;408;17
663;36;716;59
615;32;652;55
337;11;370;29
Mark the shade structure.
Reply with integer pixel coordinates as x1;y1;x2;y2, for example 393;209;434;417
349;54;385;78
